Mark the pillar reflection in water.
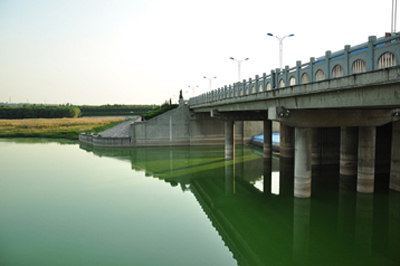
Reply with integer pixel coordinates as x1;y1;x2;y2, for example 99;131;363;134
337;189;356;251
271;171;280;195
263;158;272;194
293;198;311;265
388;191;400;261
355;193;374;255
225;159;235;195
259;157;280;195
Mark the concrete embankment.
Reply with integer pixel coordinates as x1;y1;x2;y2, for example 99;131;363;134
79;105;263;147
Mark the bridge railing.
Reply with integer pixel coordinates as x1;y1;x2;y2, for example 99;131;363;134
189;33;400;106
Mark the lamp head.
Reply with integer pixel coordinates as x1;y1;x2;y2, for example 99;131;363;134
267;33;273;36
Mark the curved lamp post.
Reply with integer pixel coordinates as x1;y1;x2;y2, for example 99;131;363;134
230;57;249;82
267;33;294;70
203;76;217;91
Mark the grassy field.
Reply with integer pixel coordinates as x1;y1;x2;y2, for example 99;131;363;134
0;117;126;140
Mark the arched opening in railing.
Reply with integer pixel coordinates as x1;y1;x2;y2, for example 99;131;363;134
352;59;366;74
279;79;285;88
301;73;310;84
259;84;263;92
332;65;344;78
239;89;243;96
266;82;271;90
378;52;396;68
315;69;325;81
289;77;296;86
251;86;256;94
245;87;249;95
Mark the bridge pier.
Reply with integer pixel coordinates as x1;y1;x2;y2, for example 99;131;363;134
294;127;312;198
390;121;400;191
340;127;358;190
225;121;235;160
280;124;295;159
357;126;376;193
311;128;322;166
263;120;272;158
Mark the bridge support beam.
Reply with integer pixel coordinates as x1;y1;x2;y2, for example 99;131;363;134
225;121;235;160
340;127;358;190
390;121;400;191
357;126;376;193
294;127;312;198
280;124;295;159
263;120;272;158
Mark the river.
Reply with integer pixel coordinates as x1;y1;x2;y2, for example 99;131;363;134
0;139;399;266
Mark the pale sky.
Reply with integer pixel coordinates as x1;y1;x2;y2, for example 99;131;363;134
0;0;395;105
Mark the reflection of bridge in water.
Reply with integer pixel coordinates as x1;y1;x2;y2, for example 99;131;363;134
80;143;400;265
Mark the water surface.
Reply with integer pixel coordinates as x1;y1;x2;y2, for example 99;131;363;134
0;139;399;266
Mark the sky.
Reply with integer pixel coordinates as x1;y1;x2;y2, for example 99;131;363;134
0;0;396;105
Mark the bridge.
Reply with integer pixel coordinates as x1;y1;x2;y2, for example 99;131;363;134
79;33;400;199
188;33;400;198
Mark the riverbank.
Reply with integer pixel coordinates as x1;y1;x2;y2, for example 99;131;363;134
0;117;127;140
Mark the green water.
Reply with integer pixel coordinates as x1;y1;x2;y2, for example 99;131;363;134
0;139;399;266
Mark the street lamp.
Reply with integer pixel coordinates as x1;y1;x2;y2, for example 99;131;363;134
267;33;294;70
188;85;199;97
203;76;217;91
392;0;398;33
230;57;249;82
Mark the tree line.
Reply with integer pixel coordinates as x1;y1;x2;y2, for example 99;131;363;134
78;104;157;116
0;105;81;119
0;103;176;119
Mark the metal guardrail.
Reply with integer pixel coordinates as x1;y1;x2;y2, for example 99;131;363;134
189;33;400;106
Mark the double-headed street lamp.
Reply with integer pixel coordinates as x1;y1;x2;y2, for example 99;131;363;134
203;76;217;91
188;85;198;97
267;33;294;70
230;57;249;82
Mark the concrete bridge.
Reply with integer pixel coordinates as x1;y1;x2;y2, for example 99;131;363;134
188;33;400;198
79;33;400;198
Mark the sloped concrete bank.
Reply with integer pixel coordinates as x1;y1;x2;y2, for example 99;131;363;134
79;105;263;147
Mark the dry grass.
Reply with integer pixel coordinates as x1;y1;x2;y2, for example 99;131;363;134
0;117;126;139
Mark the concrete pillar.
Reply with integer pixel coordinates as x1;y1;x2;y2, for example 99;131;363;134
357;126;376;193
280;157;294;196
340;127;358;190
390;121;400;191
225;121;235;160
263;120;272;159
280;124;295;159
294;127;312;198
311;128;322;166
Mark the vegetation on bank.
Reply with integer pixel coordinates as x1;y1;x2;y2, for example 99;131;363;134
0;105;81;119
0;117;126;140
143;103;179;120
